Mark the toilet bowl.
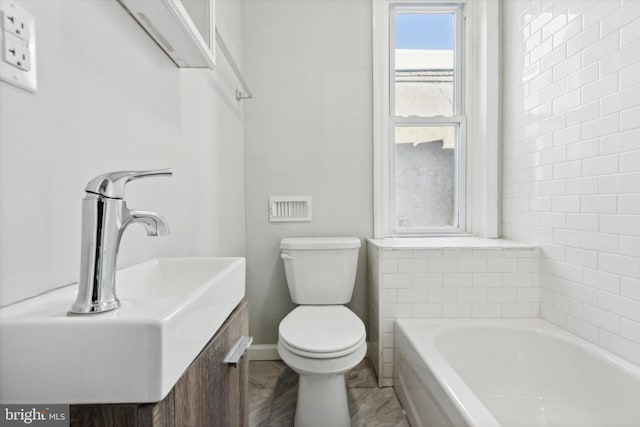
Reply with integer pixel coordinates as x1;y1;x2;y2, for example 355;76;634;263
277;237;365;427
278;305;366;427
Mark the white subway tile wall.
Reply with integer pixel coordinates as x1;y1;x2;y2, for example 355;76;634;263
368;240;540;386
503;0;640;366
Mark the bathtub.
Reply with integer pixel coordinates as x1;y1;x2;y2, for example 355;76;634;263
394;318;640;427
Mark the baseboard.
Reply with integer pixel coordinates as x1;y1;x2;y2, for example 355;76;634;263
248;344;281;361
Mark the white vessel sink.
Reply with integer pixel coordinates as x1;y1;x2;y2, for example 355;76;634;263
0;257;245;404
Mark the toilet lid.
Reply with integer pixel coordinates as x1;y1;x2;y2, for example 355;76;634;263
279;306;365;355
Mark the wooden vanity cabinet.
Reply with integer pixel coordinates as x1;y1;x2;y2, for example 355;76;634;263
71;300;249;427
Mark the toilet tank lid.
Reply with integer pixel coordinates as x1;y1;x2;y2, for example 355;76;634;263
280;237;361;250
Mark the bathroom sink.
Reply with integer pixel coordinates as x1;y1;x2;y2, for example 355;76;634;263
0;257;245;404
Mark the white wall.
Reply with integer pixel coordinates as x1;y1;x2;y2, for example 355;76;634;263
0;0;246;306
242;0;373;344
503;0;640;365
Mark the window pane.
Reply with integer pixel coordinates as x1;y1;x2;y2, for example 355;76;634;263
394;125;457;229
394;13;455;117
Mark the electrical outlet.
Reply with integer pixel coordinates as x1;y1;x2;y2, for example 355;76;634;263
0;1;36;92
3;33;30;71
2;7;29;41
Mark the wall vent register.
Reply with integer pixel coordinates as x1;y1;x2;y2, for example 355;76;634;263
269;196;312;222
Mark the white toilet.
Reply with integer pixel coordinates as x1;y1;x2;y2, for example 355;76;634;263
277;236;366;427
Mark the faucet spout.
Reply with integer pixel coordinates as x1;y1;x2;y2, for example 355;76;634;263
129;210;170;237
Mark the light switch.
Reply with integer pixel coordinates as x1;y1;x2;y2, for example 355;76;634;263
0;1;36;93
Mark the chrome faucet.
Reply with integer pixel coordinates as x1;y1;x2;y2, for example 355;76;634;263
69;169;172;315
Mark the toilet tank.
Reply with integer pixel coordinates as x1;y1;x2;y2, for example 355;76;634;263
280;237;361;304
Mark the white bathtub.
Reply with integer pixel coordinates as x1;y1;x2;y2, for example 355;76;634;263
394;318;640;427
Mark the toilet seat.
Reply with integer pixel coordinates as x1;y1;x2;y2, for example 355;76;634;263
279;306;365;359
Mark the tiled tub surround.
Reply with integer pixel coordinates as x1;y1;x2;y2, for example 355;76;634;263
503;0;640;367
367;238;541;386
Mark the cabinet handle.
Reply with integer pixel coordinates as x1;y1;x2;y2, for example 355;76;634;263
223;336;253;367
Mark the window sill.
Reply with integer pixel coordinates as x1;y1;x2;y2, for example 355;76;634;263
367;236;537;249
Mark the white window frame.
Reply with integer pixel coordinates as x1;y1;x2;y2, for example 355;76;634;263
389;3;466;236
373;0;501;238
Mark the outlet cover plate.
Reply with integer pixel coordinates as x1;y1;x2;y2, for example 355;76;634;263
0;1;36;93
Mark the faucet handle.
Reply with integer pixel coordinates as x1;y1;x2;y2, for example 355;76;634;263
85;169;173;199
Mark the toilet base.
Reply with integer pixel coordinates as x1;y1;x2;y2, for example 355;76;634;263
277;340;367;427
295;374;350;427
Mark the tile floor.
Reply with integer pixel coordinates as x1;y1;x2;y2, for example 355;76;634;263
249;359;410;427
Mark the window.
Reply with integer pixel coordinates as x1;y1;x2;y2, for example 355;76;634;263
374;0;500;238
390;4;465;235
